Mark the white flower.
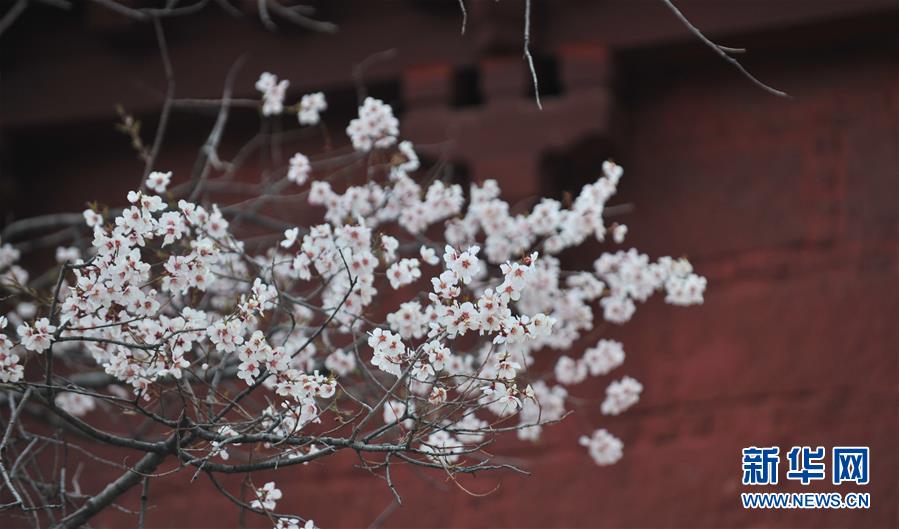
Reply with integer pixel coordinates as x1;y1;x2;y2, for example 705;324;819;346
582;339;625;376
495;357;521;380
554;355;587;385
601;376;643;415
54;246;81;264
367;329;406;377
600;294;636;324
255;72;277;92
602;160;623;183
250;481;282;511
443;245;481;285
431;270;460;299
207;318;245;353
210;425;239;460
383;400;415;429
83;209;103;228
0;331;23;383
481;382;521;414
287;153;311;185
452;412;489;444
298;92;327;125
324;349;356;376
420;430;463;464
281;227;300;248
390;140;419;178
665;273;707;306
579;428;623;465
146;171;172;193
275;519;316;529
346;97;398;152
423;340;450;371
157;211;188;246
380;236;399;263
428;386;447;404
419;246;439;265
386;258;421;289
256;72;289;116
386;301;426;340
274;518;300;529
54;392;96;416
17;318;56;353
612;224;627;244
0;241;20;270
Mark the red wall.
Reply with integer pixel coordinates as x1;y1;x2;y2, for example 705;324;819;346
1;5;896;529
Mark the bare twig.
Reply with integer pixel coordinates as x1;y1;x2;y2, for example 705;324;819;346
523;0;542;109
266;0;337;33
52;449;168;529
352;48;398;104
367;498;399;529
660;0;789;98
144;16;177;180
137;476;150;529
457;0;467;35
0;0;28;38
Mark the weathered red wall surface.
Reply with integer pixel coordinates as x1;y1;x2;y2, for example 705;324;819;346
1;2;897;528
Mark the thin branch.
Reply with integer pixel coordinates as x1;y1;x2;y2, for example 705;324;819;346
188;55;247;201
367;498;399;529
1;213;84;242
352;48;398;104
523;0;542;110
0;0;28;38
660;0;789;98
2;389;32;452
52;449;168;529
266;0;337;33
137;476;150;529
143;16;176;180
457;0;467;35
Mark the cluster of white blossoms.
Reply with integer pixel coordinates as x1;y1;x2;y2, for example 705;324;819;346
298;92;327;126
346;96;399;152
554;339;625;386
256;72;290;116
601;375;644;416
17;318;56;354
0;240;21;270
256;72;328;129
54;391;97;416
275;518;317;529
0;72;707;528
0;317;23;383
251;481;283;510
386;258;421;289
55;245;81;264
287;153;311;185
579;428;624;466
145;170;171;194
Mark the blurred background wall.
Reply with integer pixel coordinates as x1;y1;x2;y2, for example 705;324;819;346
1;1;897;527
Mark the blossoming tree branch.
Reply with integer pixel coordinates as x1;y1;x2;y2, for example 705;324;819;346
0;59;707;529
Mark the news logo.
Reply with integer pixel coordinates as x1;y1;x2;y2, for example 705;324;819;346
740;446;870;510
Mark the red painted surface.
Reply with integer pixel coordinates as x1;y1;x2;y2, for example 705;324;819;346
1;4;896;528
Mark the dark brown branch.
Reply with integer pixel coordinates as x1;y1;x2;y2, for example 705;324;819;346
52;449;167;529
